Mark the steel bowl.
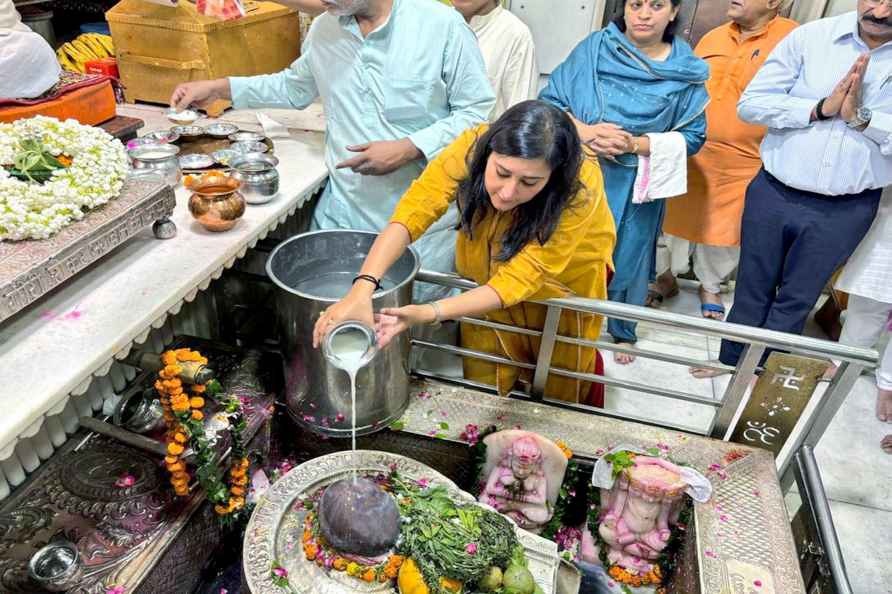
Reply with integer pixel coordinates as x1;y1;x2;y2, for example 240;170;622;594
212;148;239;166
230;152;280;204
228;130;265;143
179;153;215;170
167;108;200;124
126;137;161;151
128;144;181;187
171;125;205;137
231;140;268;154
28;541;83;591
145;129;180;144
206;122;240;138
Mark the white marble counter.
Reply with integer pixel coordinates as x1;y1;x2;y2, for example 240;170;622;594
0;105;328;494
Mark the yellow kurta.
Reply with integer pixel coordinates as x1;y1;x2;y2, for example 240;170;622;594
391;125;616;402
663;17;798;246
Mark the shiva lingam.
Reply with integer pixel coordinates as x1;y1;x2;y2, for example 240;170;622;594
477;430;569;534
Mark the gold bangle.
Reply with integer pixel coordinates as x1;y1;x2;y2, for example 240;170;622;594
428;301;443;328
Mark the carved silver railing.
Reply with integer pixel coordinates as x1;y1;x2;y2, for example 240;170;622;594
411;270;878;477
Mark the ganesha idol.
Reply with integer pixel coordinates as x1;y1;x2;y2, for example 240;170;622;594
477;430;569;534
582;445;712;577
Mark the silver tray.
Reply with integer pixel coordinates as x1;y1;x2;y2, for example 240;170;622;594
243;450;561;594
0;178;175;324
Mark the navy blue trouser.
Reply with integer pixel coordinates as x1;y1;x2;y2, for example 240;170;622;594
719;169;881;366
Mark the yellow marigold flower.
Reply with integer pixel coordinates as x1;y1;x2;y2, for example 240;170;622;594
165;455;179;465
191;410;204;421
173;432;187;444
189;397;205;409
191;384;206;394
167;442;184;456
555;440;573;459
161;352;178;366
214;504;229;515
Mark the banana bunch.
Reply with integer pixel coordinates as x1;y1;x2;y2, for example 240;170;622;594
56;33;115;73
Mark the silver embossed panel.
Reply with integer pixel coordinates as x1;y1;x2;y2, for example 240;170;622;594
243;450;560;594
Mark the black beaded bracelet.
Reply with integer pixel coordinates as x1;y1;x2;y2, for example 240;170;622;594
815;98;831;121
352;274;381;290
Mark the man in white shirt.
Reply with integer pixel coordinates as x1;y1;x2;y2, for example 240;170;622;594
714;1;892;370
452;0;538;118
0;0;60;99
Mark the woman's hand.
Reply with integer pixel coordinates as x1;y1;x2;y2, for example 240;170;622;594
582;123;632;157
312;290;375;348
374;304;436;348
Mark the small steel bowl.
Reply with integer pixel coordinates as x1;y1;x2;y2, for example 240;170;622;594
28;541;83;591
231;141;268;154
206;122;240;138
228;131;265;143
145;129;180;144
179;153;215;169
171;125;205;137
126;137;161;151
167;108;200;124
211;148;238;166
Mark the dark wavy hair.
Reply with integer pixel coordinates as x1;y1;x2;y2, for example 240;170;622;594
613;0;682;42
456;100;584;262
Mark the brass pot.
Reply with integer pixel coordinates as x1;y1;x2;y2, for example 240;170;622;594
188;175;246;232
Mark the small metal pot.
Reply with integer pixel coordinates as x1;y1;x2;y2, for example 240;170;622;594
28;541;83;591
188;174;246;232
230;153;279;204
128;144;181;187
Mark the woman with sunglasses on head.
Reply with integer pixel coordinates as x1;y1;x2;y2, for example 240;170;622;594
314;100;616;406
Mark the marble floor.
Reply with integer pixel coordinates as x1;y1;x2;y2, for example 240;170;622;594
599;280;892;594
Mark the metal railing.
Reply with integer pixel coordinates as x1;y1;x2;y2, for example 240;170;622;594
411;269;870;593
411;269;879;477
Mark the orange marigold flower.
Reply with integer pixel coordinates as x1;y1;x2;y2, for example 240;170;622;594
240;458;250;468
214;504;229;515
555;440;573;459
174;432;188;444
232;475;248;486
231;486;246;496
303;543;318;560
161;352;178;366
175;487;190;497
384;566;398;579
164;455;179;464
230;467;246;478
191;410;204;421
332;558;347;571
362;569;375;582
191;384;206;394
167;442;184;456
189;397;205;409
302;529;313;543
154;379;165;391
167;461;185;473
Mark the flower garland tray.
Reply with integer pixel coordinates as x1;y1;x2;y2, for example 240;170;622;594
0;177;176;324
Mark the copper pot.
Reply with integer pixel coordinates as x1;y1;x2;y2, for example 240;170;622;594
188;175;246;232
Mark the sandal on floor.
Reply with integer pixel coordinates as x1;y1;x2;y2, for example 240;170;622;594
701;303;726;320
645;288;664;308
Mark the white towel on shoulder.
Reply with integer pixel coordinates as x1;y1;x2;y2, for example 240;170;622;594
632;131;688;204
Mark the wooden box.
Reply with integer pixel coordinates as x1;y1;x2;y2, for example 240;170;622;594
106;0;300;105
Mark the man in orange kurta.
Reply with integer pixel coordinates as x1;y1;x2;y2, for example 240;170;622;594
661;1;797;318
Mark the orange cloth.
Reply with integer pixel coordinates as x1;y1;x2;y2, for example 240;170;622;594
663;17;798;246
391;125;616;402
0;80;116;125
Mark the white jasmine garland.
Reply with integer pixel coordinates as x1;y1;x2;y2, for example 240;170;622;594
0;116;130;241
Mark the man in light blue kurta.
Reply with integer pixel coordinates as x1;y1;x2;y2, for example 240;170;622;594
227;0;494;298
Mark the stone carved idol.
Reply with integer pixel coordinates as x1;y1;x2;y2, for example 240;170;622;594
590;447;712;576
478;430;568;533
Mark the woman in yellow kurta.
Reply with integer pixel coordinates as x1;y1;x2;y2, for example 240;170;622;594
313;100;616;404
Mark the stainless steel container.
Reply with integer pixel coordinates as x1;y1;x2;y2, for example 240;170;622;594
128;144;180;187
266;230;419;437
230;153;279;204
28;540;82;591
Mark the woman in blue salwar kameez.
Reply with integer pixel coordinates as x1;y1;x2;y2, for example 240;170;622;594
540;0;709;364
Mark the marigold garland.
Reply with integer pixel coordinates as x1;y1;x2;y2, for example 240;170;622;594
154;348;249;522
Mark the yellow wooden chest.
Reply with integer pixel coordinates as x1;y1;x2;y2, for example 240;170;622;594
106;0;300;105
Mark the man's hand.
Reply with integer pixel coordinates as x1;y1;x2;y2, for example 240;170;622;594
170;80;231;112
336;139;422;176
820;54;869;118
841;54;870;124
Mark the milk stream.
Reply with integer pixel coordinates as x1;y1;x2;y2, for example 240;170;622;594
328;328;374;481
